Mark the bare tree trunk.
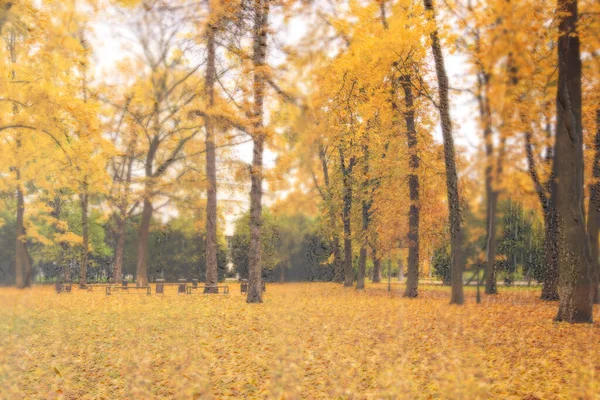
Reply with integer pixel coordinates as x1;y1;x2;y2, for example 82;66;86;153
402;75;420;298
423;0;464;304
587;109;600;304
341;154;354;287
372;248;381;283
542;203;560;300
332;236;343;282
247;0;269;303
204;6;219;294
478;73;499;295
554;0;593;323
357;198;369;290
113;216;126;283
136;197;152;287
15;173;31;289
79;180;89;288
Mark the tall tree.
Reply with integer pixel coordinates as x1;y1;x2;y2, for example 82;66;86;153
587;109;600;304
247;0;269;303
423;0;464;304
554;0;594;323
203;0;219;293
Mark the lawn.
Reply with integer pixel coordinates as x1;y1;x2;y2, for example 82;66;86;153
0;283;598;399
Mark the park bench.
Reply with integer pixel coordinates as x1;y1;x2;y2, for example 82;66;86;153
240;281;266;294
55;282;72;293
106;285;151;295
153;279;190;294
186;285;230;295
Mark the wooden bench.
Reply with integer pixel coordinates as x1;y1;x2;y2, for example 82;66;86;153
240;281;266;294
106;285;151;295
186;285;230;295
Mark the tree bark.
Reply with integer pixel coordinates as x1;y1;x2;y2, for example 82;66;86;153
587;109;600;304
372;247;381;283
247;0;269;303
79;180;89;288
357;198;370;290
423;0;464;304
135;197;152;287
340;151;355;287
15;172;31;289
113;216;126;283
401;75;420;298
477;71;499;295
332;236;343;282
554;0;593;323
204;6;219;294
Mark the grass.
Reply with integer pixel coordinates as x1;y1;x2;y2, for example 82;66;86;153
0;283;598;399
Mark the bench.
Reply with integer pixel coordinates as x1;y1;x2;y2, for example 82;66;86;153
55;282;72;293
153;279;189;294
106;285;151;295
186;285;230;295
240;281;266;294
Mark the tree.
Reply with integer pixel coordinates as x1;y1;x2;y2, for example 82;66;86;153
554;0;594;323
423;0;464;304
246;0;270;303
203;0;219;293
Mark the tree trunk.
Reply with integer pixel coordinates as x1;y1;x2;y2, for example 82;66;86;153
402;75;420;298
542;204;560;300
341;160;354;287
587;109;600;304
372;248;381;283
247;0;269;303
204;7;219;294
357;198;370;290
479;74;498;295
113;216;126;283
79;180;89;288
554;0;593;323
423;0;464;304
15;175;31;289
135;197;152;287
332;235;343;282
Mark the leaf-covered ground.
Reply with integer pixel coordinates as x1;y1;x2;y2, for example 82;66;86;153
0;283;598;399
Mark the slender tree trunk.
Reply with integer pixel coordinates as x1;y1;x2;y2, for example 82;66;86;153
587;109;600;304
372;248;381;283
332;236;343;282
136;197;152;287
424;0;464;304
113;216;126;283
15;174;31;289
247;0;269;303
204;7;219;294
542;204;560;300
357;198;370;290
478;74;499;295
341;159;354;287
402;75;420;298
79;180;89;288
554;0;593;323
